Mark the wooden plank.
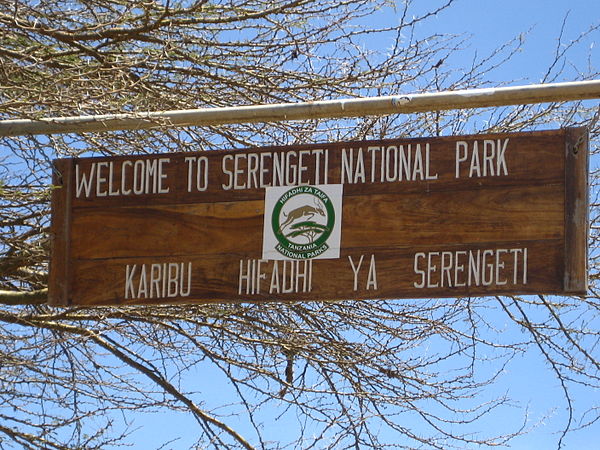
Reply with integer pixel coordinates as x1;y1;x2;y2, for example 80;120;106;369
67;130;565;207
48;159;73;306
69;240;563;306
69;184;564;259
48;128;588;306
564;127;589;293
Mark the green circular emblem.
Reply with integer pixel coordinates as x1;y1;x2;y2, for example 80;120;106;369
271;186;335;259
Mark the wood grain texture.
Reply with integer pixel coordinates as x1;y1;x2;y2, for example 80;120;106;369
49;129;588;306
564;127;589;293
48;159;73;306
69;240;563;306
69;184;563;259
67;129;565;207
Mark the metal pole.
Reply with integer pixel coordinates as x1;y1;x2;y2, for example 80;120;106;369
1;80;600;137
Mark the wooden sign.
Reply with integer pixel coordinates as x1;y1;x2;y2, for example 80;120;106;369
49;128;588;306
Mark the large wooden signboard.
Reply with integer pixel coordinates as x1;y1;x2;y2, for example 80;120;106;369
49;128;588;306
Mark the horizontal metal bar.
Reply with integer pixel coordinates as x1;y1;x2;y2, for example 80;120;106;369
1;80;599;137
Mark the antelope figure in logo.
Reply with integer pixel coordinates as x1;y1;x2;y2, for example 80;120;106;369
278;197;325;234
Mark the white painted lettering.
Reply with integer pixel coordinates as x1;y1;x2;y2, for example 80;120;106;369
341;148;354;184
368;146;380;182
348;255;364;291
247;153;259;189
385;146;398;182
108;162;120;196
185;156;208;192
137;264;148;298
454;251;467;287
425;143;438;180
414;253;426;288
455;141;468;178
273;152;285;186
354;148;366;184
413;247;529;289
497;138;509;175
495;249;507;285
234;153;246;190
256;259;267;294
298;150;310;185
145;159;158;194
95;162;108;197
483;140;495;176
468;250;480;286
313;149;323;185
367;254;378;290
285;151;297;186
455;139;509;178
239;259;251;294
469;141;481;178
323;149;329;184
440;251;453;287
180;263;192;296
481;249;494;285
133;160;145;194
426;252;439;288
260;152;272;187
150;264;161;297
295;259;310;292
523;248;528;284
75;163;95;198
185;156;195;192
269;261;280;294
399;145;411;180
195;156;209;191
282;260;294;293
121;161;132;195
167;263;179;297
412;144;424;180
125;264;136;299
222;155;234;190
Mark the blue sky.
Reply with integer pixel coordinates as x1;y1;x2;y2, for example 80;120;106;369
423;0;597;83
396;4;599;449
109;1;599;448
